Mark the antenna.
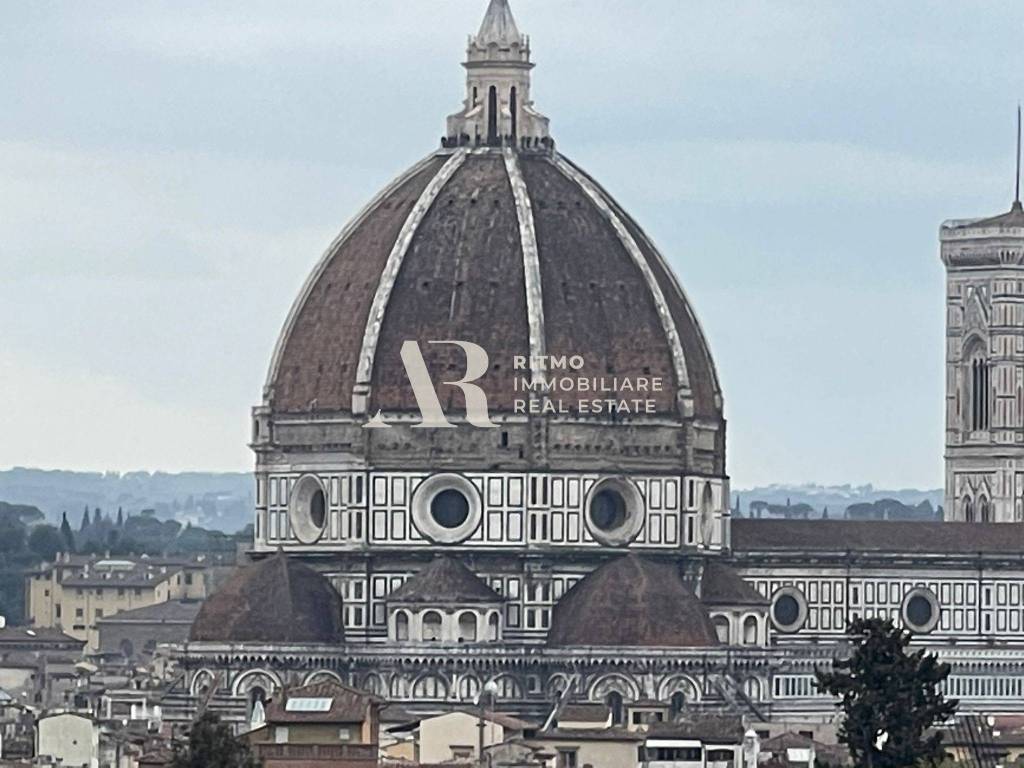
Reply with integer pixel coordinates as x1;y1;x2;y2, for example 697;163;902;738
1016;104;1022;204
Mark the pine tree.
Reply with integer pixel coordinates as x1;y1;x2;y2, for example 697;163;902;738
60;512;75;553
116;507;125;527
80;506;91;531
816;617;958;768
170;712;259;768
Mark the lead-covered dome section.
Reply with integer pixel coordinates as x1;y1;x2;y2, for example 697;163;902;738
189;553;344;644
547;555;720;648
266;149;723;420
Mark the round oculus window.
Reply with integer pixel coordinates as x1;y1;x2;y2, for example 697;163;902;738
430;489;470;529
288;474;328;545
901;588;940;633
584;477;645;547
770;587;808;632
590;489;628;531
411;473;483;544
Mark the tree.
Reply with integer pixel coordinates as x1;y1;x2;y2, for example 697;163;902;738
0;518;26;554
170;712;259;768
816;618;958;768
116;507;125;527
28;525;65;562
80;506;91;531
60;512;75;553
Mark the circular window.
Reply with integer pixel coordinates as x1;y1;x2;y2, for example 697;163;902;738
901;587;940;633
412;474;482;544
770;587;808;632
584;477;645;547
591;489;628;531
431;489;470;529
288;475;328;544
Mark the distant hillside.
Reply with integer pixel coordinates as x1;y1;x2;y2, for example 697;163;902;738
0;468;253;533
734;483;944;520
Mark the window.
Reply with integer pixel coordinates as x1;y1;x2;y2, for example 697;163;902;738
557;748;579;768
75;608;84;618
968;348;991;431
274;727;289;744
743;615;759;645
395;611;410;642
55;604;61;619
422;611;443;642
487;612;500;641
713;616;730;643
458;612;478;643
431;490;470;529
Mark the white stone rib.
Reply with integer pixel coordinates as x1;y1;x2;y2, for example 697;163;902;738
552;154;694;413
351;148;470;414
582;162;725;410
263;152;445;400
503;149;547;386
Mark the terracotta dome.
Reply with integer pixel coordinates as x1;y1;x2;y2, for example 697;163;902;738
547;555;719;648
189;553;344;644
264;150;722;422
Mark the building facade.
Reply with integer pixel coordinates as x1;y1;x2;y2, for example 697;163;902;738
942;198;1024;522
174;0;1024;736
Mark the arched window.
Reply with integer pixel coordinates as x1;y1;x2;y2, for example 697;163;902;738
980;497;991;523
712;615;730;644
510;86;518;139
395;611;409;642
670;691;686;716
963;496;974;523
487;612;500;641
487;86;499;145
605;691;624;726
742;616;759;645
967;345;990;431
422;611;443;642
457;612;477;643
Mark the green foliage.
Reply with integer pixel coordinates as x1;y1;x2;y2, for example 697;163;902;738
28;524;65;562
60;512;75;552
816;617;959;768
170;712;260;768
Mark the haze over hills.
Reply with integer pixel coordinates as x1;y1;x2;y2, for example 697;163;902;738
0;468;944;531
0;468;252;533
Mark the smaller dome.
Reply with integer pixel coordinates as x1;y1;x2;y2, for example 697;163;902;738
190;553;344;644
548;555;719;648
388;556;502;604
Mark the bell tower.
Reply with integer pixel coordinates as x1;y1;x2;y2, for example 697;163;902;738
445;0;550;148
941;111;1024;522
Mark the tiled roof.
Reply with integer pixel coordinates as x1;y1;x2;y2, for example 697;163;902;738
732;519;1024;555
548;555;719;648
388;557;502;604
0;626;84;647
189;553;344;644
699;561;768;605
647;715;745;743
95;600;201;624
558;702;610;723
264;680;377;724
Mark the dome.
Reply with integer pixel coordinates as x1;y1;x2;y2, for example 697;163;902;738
189;553;344;644
547;555;720;648
388;556;503;604
266;150;722;422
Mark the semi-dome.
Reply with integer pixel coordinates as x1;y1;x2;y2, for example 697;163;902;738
547;555;720;648
190;553;344;644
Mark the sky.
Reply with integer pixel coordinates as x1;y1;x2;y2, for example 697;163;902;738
2;0;1023;488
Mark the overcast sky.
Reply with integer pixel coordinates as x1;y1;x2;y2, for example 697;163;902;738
2;0;1023;488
